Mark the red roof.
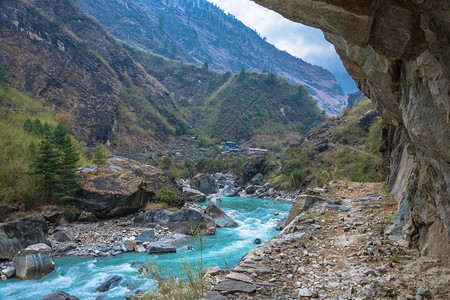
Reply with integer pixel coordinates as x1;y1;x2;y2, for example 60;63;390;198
248;148;261;151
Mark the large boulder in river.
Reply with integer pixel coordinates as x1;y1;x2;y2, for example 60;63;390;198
190;174;217;194
205;203;238;228
183;187;206;202
76;156;183;218
0;214;50;260
13;243;54;280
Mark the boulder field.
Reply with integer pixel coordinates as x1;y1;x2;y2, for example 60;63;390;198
254;0;450;265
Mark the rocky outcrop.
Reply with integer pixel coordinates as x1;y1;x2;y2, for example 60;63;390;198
13;243;55;280
190;174;217;195
255;0;450;263
167;208;216;235
205;203;238;228
0;215;50;260
132;208;216;235
76;156;183;218
357;109;378;132
183;187;206;202
347;91;364;108
241;156;268;184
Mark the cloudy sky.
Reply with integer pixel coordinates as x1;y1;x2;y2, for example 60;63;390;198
208;0;357;94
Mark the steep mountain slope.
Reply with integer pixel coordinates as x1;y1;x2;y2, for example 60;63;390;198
0;0;186;152
75;0;196;63
127;46;327;142
271;99;383;189
76;0;347;115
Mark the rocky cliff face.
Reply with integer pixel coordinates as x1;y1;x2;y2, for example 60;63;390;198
254;0;449;262
0;0;185;152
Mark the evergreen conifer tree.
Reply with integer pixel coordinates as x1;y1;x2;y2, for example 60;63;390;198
93;144;107;173
31;125;80;202
31;132;59;200
53;125;80;202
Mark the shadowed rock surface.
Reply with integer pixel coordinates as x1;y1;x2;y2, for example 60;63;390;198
0;215;50;260
255;0;450;264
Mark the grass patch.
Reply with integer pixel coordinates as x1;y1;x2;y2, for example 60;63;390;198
145;201;179;212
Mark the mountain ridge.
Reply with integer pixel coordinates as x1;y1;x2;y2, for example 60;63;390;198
76;0;347;115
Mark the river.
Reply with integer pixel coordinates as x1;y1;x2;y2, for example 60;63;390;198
0;197;291;299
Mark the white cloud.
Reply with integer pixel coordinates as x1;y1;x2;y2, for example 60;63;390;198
208;0;356;93
208;0;341;69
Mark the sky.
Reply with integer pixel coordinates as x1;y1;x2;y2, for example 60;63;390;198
208;0;357;94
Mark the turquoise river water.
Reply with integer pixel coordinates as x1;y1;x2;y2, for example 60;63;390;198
0;197;292;299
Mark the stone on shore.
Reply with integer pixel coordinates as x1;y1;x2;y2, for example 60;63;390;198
77;211;98;223
285;195;325;226
190;173;217;194
0;214;50;260
2;266;15;278
13;243;55;280
40;291;80;300
54;243;77;256
183;187;206;202
205;203;238;228
121;239;136;252
213;279;257;295
135;229;155;243
134;241;146;253
54;231;78;243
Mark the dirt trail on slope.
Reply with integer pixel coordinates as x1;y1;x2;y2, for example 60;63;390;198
204;182;450;300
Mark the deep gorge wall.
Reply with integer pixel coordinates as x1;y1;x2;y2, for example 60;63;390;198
253;0;449;261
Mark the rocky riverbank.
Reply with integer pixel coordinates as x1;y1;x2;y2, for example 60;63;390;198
203;182;450;299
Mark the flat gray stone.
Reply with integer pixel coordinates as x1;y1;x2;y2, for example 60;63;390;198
201;291;227;300
213;279;256;295
225;272;252;283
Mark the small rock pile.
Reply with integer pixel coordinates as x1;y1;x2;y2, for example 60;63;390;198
48;217;184;257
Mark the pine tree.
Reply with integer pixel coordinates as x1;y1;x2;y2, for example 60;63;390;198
23;118;33;133
53;125;80;202
31;132;59;200
31;125;80;202
93;144;107;173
